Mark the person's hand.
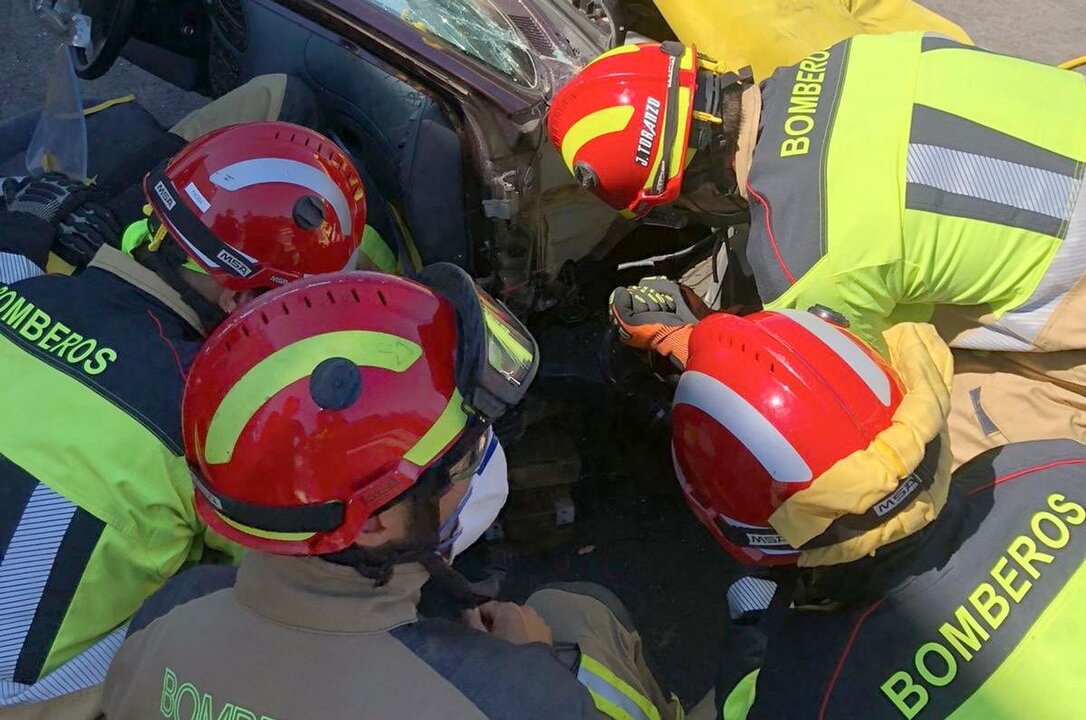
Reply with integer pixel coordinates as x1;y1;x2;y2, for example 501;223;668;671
55;201;121;268
462;601;554;646
609;277;700;368
6;173;103;226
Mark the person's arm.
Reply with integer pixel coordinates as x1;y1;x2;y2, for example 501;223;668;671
1;175;121;276
765;263;899;356
0;211;52;283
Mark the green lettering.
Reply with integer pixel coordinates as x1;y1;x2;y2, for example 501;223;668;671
799;58;829;73
785;115;814;137
51;330;83;358
1008;535;1055;580
232;709;257;720
938;605;990;662
969;583;1009;630
2;296;34;328
175;682;212;720
0;288;16;315
786;96;819;116
84;346;117;375
216;704;237;720
37;320;69;352
1032;510;1071;549
161;668;178;718
914;642;956;687
881;671;928;719
17;309;51;342
990;556;1031;603
1049;493;1086;525
66;338;96;364
791;82;822;96
795;70;824;83
781;137;810;157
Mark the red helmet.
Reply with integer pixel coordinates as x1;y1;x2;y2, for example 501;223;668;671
183;267;538;555
671;310;905;566
144;121;366;292
548;42;701;216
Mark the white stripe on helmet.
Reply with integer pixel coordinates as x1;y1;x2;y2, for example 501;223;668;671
774;309;892;406
210;159;353;236
674;371;813;484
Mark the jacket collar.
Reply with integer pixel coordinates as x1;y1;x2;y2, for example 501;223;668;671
234;552;428;633
87;245;205;335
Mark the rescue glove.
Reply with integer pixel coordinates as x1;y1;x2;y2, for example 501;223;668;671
609;276;700;369
0;176;30;210
55;202;121;268
6;173;104;226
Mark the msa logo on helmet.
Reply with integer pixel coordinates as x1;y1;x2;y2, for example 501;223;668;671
154;181;177;211
216;249;253;278
747;531;788;547
634;97;663;167
874;476;921;517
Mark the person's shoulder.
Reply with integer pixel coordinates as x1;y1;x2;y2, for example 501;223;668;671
391;619;596;720
954;439;1086;498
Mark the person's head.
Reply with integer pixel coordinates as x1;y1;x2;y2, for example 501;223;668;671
547;42;752;220
182;267;538;586
139;121;368;328
671;310;954;574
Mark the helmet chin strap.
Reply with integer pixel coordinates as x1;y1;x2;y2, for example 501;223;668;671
134;239;225;333
320;465;495;609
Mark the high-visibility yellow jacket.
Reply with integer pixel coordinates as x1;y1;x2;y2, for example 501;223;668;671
745;33;1086;354
652;0;971;79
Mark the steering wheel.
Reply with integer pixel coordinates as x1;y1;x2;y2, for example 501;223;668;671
70;0;140;79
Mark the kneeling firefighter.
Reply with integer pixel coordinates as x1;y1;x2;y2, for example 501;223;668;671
0;122;365;717
550;32;1086;464
670;309;1086;718
103;269;683;720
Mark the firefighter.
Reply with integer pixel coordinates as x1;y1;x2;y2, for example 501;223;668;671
0;122;365;717
548;32;1086;464
670;308;1086;718
102;269;680;720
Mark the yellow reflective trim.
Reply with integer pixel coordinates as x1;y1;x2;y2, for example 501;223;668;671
83;94;136;117
578;654;662;720
642;85;692;194
561;106;636;172
360;225;398;273
403;389;468;466
585;43;641;69
205;331;423;464
722;669;759;720
587;689;636;720
218;512;315;542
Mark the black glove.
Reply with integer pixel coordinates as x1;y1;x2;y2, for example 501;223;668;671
55;202;122;268
6;173;104;226
0;176;30;211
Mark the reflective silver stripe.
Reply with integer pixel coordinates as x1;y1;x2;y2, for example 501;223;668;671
210;158;353;236
906;143;1081;222
0;253;42;285
0;625;126;706
775;309;892;406
674;371;812;483
577;662;655;720
951;180;1086;350
0;484;76;679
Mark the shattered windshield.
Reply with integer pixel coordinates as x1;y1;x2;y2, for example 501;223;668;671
364;0;538;88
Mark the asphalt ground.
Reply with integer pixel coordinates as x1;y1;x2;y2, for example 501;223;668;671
0;0;1084;707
